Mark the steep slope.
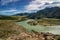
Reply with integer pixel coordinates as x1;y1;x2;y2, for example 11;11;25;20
37;7;60;18
28;7;60;19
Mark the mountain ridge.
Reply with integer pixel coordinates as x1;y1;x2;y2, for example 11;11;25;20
13;7;60;19
1;7;60;19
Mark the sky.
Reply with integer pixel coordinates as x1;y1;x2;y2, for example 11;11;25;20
0;0;60;15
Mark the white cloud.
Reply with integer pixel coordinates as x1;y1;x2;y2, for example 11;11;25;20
0;9;22;15
50;2;60;7
1;0;19;5
25;0;60;12
0;9;17;12
53;0;60;2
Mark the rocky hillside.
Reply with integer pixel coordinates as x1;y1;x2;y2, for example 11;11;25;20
28;7;60;19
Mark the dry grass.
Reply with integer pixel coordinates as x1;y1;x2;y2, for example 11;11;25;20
37;18;60;26
0;20;26;39
27;18;60;26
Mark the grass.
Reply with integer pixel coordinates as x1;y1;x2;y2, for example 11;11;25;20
0;16;27;38
27;18;60;26
37;18;60;26
0;20;26;40
0;16;27;21
0;16;60;40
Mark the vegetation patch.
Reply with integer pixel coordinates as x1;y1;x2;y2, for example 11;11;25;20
0;20;26;40
27;20;37;26
27;18;60;26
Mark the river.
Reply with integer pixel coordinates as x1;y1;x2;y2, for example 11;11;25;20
16;20;60;34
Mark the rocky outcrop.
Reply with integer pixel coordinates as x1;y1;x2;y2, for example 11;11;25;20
7;32;60;40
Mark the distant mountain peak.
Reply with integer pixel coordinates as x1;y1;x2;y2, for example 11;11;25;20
13;7;60;19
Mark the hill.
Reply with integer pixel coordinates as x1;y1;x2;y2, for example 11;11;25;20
13;7;60;19
28;7;60;19
0;7;60;19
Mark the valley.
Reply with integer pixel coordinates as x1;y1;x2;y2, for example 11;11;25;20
0;7;60;40
0;16;60;40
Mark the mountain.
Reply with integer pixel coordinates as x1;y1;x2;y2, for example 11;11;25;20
13;13;30;16
13;7;60;19
27;7;60;19
37;7;60;18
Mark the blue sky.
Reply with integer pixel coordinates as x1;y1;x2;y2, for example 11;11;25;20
0;0;60;15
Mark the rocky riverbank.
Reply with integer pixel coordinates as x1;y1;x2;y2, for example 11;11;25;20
7;31;60;40
0;20;60;40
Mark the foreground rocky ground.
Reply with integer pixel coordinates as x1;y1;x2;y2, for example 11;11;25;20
0;20;60;40
7;31;60;40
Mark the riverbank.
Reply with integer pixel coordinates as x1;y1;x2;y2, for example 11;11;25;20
0;20;60;40
17;20;60;35
27;18;60;26
7;31;60;40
